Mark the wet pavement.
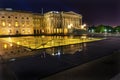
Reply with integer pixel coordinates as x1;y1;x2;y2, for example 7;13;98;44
42;51;120;80
1;37;120;80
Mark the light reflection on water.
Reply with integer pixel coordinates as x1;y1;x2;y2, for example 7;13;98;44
1;35;99;49
0;36;102;60
40;42;87;56
32;43;85;59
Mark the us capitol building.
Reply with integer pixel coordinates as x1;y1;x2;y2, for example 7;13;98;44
0;8;85;36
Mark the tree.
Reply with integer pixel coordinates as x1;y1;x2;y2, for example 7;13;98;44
104;25;114;33
95;25;105;33
88;25;96;33
114;26;120;33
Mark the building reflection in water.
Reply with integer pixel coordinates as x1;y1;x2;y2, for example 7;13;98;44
45;43;86;56
0;35;102;60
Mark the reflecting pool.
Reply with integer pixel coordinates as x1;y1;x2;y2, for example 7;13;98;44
0;35;104;60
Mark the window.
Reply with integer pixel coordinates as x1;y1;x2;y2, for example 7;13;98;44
2;16;4;18
2;21;5;26
9;30;12;33
22;24;24;27
8;23;11;27
8;16;11;18
27;17;29;19
22;30;25;33
15;21;18;27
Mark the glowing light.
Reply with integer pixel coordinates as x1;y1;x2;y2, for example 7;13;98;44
57;50;61;55
104;29;107;32
8;23;11;26
81;36;87;39
68;24;73;29
52;53;55;56
8;37;11;39
8;37;12;42
2;21;5;26
17;42;20;45
109;29;111;32
9;58;16;62
10;43;13;46
1;36;103;50
42;30;44;32
15;22;18;27
81;24;86;29
92;29;94;33
4;44;7;49
42;35;45;38
57;29;59;33
83;24;86;27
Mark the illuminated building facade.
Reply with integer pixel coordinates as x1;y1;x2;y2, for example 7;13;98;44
44;11;83;34
0;8;34;35
0;8;83;35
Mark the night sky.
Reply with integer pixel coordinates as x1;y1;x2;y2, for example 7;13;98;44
0;0;119;26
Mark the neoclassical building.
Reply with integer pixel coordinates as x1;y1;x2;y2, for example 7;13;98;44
0;9;34;35
0;8;84;35
44;11;82;34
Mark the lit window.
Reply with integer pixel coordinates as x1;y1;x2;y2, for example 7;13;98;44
4;44;7;49
57;29;59;33
8;23;11;27
15;22;18;27
42;30;44;32
17;42;20;45
22;24;24;27
2;21;5;26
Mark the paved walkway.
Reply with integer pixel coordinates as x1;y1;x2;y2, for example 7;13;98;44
42;51;120;80
1;37;120;80
111;73;120;80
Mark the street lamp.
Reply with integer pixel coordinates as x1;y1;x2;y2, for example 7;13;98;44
104;28;107;37
104;29;107;33
109;29;111;32
92;29;94;33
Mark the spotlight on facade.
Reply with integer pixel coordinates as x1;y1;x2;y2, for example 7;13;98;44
81;24;86;29
68;24;73;29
